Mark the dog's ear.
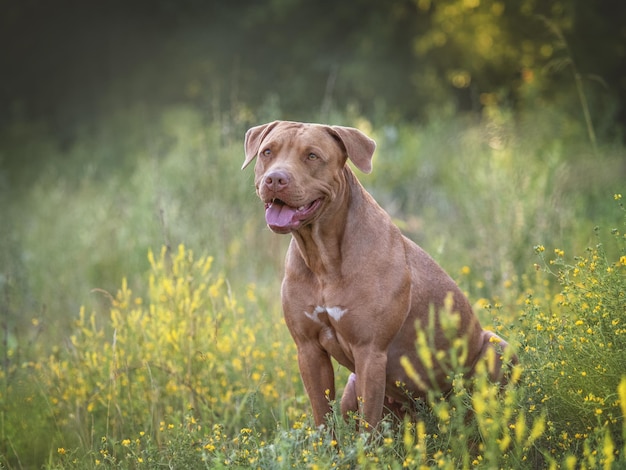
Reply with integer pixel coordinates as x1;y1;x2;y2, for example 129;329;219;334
329;126;376;174
242;121;280;170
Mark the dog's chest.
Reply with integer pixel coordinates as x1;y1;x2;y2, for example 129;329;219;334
304;305;347;323
302;305;355;368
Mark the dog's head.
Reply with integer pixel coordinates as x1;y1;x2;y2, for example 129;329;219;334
242;121;376;233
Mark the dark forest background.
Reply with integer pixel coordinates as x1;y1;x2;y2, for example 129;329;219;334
2;0;625;144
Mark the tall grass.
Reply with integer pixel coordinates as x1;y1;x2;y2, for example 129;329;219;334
13;225;625;469
1;104;624;468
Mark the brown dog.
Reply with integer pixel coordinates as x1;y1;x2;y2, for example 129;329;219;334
242;121;516;428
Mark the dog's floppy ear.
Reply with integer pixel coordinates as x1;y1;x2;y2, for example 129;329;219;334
242;121;280;170
329;125;376;174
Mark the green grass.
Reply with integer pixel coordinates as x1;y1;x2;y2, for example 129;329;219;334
1;104;625;468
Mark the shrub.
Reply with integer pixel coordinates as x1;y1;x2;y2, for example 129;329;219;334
9;195;626;469
39;245;302;458
520;195;626;466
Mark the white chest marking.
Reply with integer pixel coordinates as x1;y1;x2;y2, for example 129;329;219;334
326;306;347;321
304;306;347;323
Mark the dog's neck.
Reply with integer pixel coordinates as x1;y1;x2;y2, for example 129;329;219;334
290;166;363;278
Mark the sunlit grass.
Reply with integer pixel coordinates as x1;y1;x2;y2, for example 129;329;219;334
1;106;625;468
19;207;626;468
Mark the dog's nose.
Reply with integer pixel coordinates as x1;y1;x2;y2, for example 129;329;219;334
264;170;290;192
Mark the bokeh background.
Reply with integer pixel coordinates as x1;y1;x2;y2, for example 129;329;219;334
2;0;624;326
1;1;625;467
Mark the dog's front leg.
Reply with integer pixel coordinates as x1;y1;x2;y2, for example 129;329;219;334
297;340;335;427
354;348;388;429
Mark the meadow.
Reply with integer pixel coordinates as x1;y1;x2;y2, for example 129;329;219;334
1;103;625;469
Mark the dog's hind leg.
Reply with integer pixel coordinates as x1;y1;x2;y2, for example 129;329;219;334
473;330;519;385
340;373;358;420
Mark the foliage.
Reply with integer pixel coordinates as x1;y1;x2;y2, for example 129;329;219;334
2;3;625;465
1;97;625;468
3;204;626;468
2;1;624;137
2;103;622;342
362;103;623;289
41;245;301;446
520;200;626;462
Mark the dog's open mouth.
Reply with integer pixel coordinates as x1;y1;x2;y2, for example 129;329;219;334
264;198;323;233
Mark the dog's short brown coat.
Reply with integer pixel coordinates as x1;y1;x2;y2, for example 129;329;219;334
243;121;516;428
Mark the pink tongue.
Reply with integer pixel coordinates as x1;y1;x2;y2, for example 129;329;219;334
266;202;298;229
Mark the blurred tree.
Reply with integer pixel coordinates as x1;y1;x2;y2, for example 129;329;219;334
0;0;624;143
408;0;625;133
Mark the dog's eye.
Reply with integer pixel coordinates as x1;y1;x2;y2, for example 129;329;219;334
261;148;271;157
307;153;318;160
